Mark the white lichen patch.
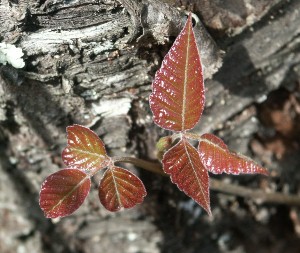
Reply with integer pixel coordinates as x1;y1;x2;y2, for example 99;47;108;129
0;43;25;68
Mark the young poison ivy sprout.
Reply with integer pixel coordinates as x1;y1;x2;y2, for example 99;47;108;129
39;13;268;218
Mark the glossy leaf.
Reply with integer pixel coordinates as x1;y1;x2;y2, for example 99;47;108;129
162;138;211;215
39;168;91;218
98;166;147;212
149;13;205;131
198;133;269;175
62;125;109;171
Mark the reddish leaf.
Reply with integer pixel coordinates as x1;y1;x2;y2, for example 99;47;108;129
162;138;211;215
39;168;91;218
62;125;109;171
149;14;205;131
199;133;269;175
98;166;147;212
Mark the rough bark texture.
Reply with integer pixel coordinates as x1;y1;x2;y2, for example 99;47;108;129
1;0;300;253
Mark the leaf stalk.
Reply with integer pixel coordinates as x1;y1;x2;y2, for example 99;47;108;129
113;156;300;207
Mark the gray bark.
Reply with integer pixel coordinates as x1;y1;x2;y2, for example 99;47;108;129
0;0;300;252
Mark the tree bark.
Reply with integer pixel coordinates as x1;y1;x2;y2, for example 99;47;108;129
1;0;300;252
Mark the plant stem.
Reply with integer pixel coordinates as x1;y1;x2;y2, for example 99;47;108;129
112;156;165;175
184;131;202;140
210;179;300;206
113;156;300;207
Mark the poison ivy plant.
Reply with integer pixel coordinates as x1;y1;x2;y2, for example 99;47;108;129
39;14;268;218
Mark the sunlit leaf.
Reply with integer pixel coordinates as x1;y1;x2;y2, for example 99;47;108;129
98;166;147;212
39;168;91;218
62;125;109;171
162;138;211;215
149;13;205;131
199;133;269;175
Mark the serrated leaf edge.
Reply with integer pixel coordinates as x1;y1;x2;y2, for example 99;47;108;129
199;135;269;175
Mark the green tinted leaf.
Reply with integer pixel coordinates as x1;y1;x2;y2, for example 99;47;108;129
62;125;109;171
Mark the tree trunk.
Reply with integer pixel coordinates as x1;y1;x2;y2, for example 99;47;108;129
1;0;300;252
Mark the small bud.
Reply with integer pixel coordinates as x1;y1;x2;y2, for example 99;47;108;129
156;136;173;160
